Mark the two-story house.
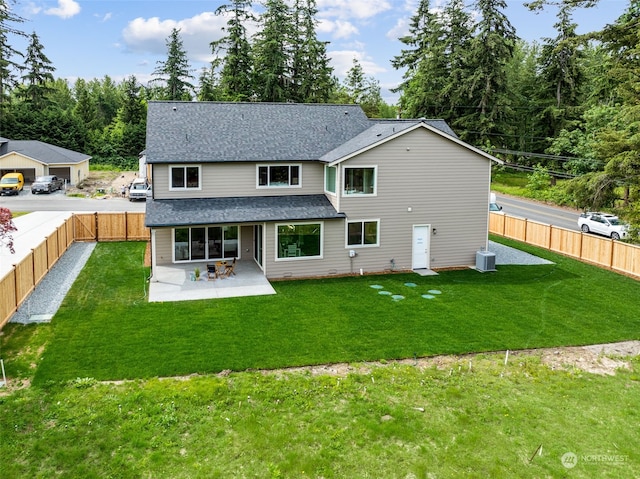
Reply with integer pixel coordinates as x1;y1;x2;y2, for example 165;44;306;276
144;101;501;280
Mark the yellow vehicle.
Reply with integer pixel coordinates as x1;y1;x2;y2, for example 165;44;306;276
0;172;25;195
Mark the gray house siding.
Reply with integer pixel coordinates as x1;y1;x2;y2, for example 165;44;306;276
262;219;352;278
152;162;326;200
154;228;173;265
335;127;491;270
151;127;492;276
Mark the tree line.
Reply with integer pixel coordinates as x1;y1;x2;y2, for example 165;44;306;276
0;0;638;222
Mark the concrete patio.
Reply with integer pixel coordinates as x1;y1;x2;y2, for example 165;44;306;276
148;259;276;302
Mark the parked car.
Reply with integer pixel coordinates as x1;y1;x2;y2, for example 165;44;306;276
578;212;629;240
489;193;503;214
0;172;24;195
31;175;64;194
128;178;150;201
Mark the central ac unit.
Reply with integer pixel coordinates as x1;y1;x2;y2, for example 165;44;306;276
476;250;496;272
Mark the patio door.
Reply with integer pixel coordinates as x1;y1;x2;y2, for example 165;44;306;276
173;226;238;262
254;225;263;267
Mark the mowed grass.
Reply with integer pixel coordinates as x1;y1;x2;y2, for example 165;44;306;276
2;238;640;477
1;356;639;478
20;237;640;384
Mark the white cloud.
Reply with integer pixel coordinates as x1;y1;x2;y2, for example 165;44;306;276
23;2;42;16
319;19;359;39
44;0;80;19
121;11;261;66
386;17;409;40
317;0;392;20
329;49;387;78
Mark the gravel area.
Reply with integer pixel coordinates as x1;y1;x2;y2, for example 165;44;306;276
488;240;553;265
9;242;96;324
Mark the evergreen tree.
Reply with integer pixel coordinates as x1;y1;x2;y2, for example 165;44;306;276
17;32;56;108
252;0;292;102
118;75;146;125
0;0;25;105
197;64;223;101
73;79;100;131
151;28;194;100
392;0;447;118
339;58;385;117
457;0;517;145
213;0;254;101
290;0;333;102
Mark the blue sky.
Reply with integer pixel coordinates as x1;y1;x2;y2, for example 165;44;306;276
13;0;629;103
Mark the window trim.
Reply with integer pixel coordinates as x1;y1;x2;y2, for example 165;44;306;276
169;164;202;191
256;163;302;189
324;165;337;195
172;225;239;262
275;221;324;261
346;219;380;248
342;165;377;197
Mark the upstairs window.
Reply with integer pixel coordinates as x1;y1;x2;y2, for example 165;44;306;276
258;165;301;188
344;167;376;195
171;165;200;190
324;165;337;194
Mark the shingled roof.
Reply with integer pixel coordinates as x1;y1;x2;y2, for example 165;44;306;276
0;140;90;165
145;101;461;165
146;101;372;164
145;194;345;227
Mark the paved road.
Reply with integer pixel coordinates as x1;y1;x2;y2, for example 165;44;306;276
494;193;581;232
0;188;146;212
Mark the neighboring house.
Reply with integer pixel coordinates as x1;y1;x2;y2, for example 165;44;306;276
0;137;91;186
144;101;502;280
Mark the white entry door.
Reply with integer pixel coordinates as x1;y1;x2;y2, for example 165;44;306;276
412;225;430;270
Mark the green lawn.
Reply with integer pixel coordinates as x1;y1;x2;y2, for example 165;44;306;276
15;237;640;384
2;238;640;478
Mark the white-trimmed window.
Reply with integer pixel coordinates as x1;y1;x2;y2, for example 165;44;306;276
347;220;379;247
257;164;301;188
276;222;322;259
324;165;337;194
173;226;238;262
343;166;376;195
170;165;201;190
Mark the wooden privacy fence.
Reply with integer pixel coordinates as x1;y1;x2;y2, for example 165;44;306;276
0;212;149;329
490;212;640;278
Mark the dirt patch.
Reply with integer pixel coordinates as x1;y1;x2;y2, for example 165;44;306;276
2;341;637;394
262;340;640;378
66;171;140;198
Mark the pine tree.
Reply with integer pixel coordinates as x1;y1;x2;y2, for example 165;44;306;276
213;0;254;101
17;32;56;108
340;58;385;117
457;0;517;145
151;28;194;100
0;0;25;105
392;0;471;120
252;0;292;102
290;0;333;103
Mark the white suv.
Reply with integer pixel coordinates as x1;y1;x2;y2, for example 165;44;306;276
578;212;628;240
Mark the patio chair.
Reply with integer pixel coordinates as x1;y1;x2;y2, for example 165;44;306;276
207;263;217;280
215;261;228;278
224;257;237;277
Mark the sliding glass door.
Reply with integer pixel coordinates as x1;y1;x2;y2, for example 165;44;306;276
173;226;238;262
